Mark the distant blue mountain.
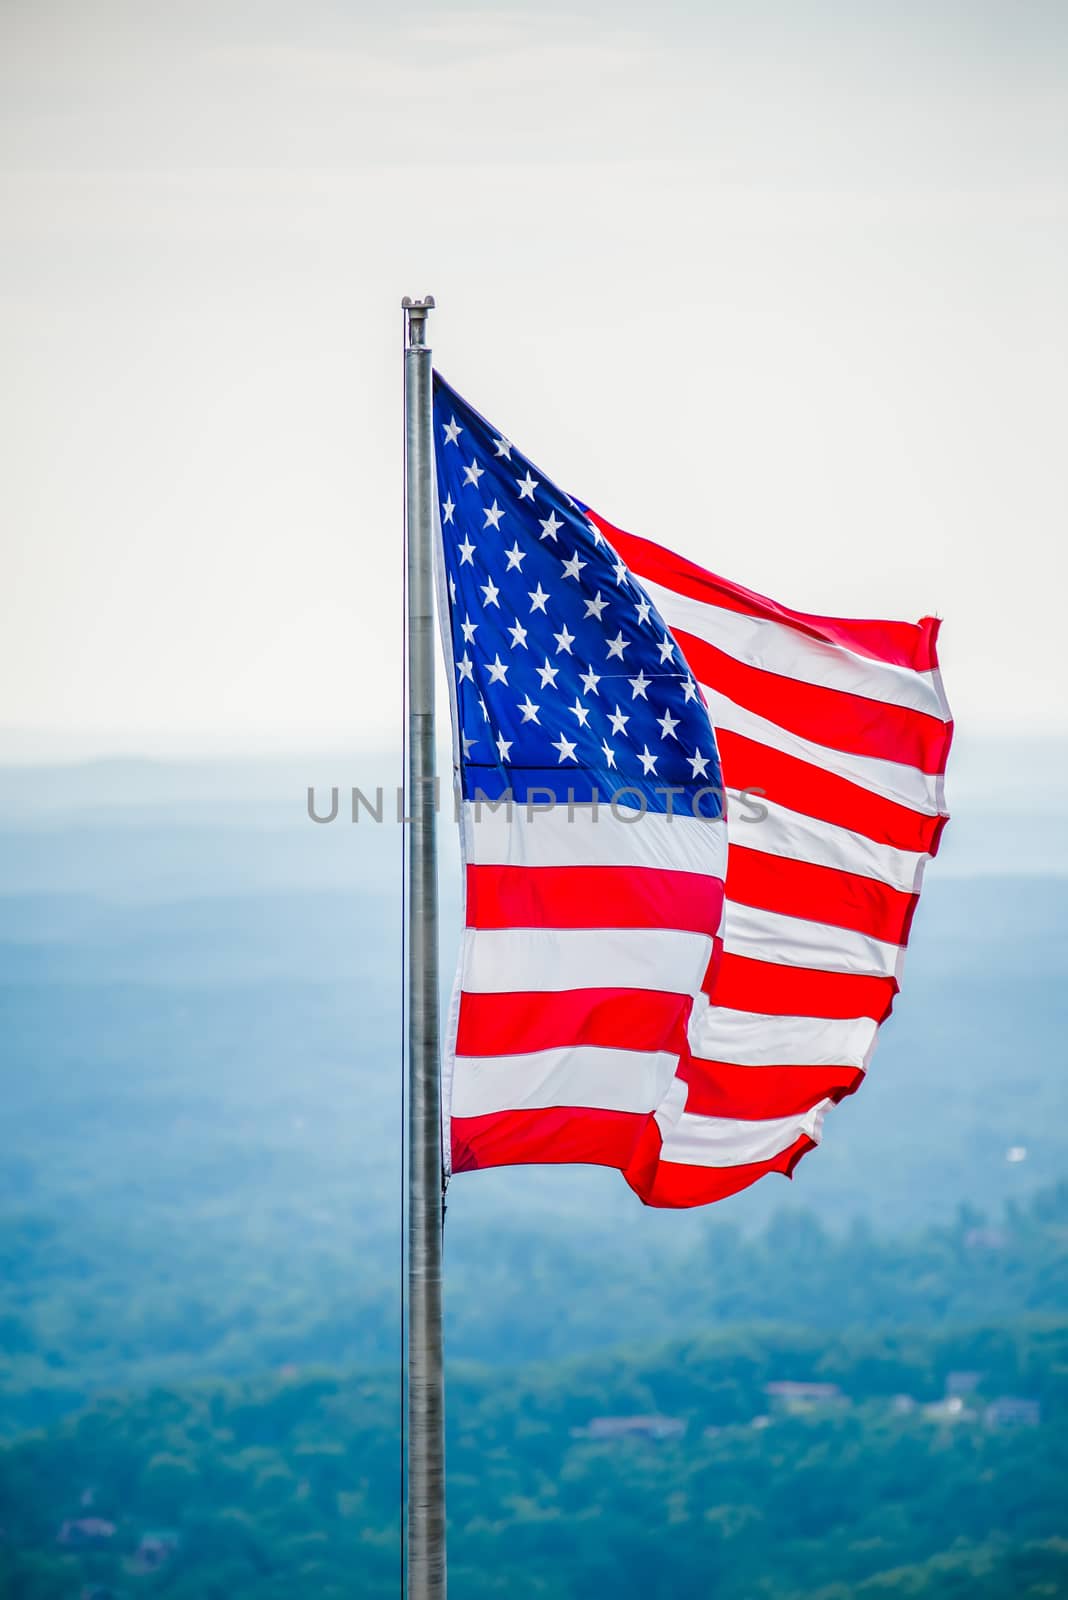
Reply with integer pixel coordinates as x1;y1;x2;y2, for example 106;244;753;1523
0;740;1065;1423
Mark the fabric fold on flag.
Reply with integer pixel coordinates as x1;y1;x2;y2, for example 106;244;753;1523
432;373;952;1209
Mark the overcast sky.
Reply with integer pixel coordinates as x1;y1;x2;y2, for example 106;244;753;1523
2;0;1065;758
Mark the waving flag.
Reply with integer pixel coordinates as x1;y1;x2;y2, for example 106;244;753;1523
432;374;952;1208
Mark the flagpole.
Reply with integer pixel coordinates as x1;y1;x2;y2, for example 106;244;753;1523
402;294;447;1600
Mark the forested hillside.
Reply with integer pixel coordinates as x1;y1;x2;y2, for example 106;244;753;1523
2;1318;1065;1599
3;1183;1067;1433
2;754;1066;1595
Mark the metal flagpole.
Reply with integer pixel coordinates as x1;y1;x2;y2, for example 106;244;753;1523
402;294;447;1599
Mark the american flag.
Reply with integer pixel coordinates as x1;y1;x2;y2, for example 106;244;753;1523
433;373;952;1208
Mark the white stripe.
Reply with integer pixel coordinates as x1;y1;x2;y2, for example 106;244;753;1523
700;686;944;815
452;1045;678;1117
657;1100;832;1168
462;925;714;995
643;579;946;719
688;999;877;1068
723;900;901;977
463;800;727;877
726;793;926;893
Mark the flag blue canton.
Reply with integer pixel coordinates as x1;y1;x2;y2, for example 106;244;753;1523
432;373;724;817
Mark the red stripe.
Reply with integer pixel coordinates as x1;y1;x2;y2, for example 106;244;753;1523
588;509;943;673
466;863;724;933
446;498;951;1211
675;629;951;776
451;1106;649;1174
456;988;691;1057
709;952;898;1022
623;1116;816;1208
679;1058;864;1120
717;729;948;855
726;845;918;945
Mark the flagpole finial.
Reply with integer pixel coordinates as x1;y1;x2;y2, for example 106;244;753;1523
402;295;436;347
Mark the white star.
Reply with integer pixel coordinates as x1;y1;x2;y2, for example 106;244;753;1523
580;666;602;696
496;733;512;763
458;534;475;566
461;733;477;758
635;596;652;626
638;745;658;775
588;518;605;546
486;655;509;685
516;469;538;500
528;583;549;613
442;494;455;525
504;541;526;571
449;576;457;603
561;551;587;582
536;658;560;689
508;618;528;650
682;679;699;703
688;749;711;779
539;511;563;541
552;732;577;763
601;739;617;769
443;416;462;446
456;653;474;683
629;670;651;700
463;457;485;487
481;577;500;608
479;695;490;722
554;624;575;655
608;705;630;737
584;592;608;621
606;631;630;661
517;695;540;723
657;708;680;741
483;500;505;530
460;614;478;644
493;436;512;459
568;697;591;728
657;636;675;664
613;557;628;585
